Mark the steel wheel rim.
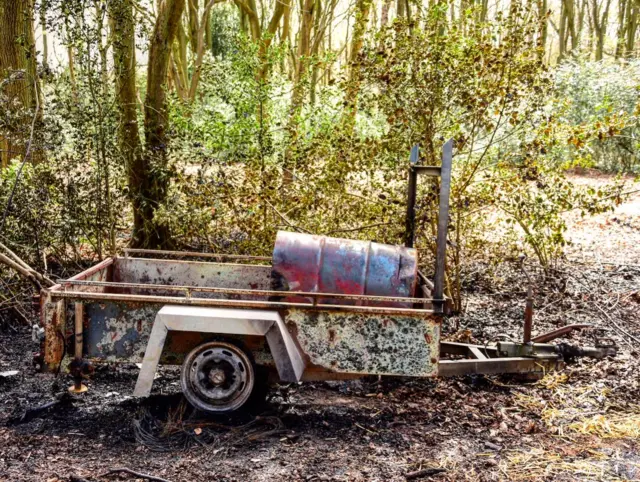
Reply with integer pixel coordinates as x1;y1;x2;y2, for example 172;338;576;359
181;341;254;413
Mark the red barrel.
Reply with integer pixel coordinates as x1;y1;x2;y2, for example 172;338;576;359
270;231;418;307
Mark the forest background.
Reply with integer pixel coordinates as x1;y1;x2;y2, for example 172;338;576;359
1;0;639;319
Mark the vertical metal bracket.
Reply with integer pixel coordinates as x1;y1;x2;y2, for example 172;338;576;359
404;145;420;248
433;139;453;314
403;140;453;313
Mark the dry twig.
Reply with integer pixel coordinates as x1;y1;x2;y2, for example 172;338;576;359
98;467;172;482
593;300;640;345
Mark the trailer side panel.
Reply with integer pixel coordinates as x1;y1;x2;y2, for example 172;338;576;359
285;309;440;377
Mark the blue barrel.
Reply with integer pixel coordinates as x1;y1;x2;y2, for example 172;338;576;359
271;231;418;307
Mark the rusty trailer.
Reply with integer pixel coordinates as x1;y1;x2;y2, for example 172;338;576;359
38;141;615;413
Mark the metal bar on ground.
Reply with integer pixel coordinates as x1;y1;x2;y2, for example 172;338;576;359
531;324;593;343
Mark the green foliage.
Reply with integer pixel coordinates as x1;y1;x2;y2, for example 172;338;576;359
1;0;127;270
552;60;640;173
360;4;550;163
0;0;632;319
209;4;240;58
355;3;555;309
486;167;622;268
154;3;627;312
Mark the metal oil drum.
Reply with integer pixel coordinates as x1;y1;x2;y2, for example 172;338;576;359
270;231;418;307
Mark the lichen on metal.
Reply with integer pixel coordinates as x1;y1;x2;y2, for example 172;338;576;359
285;308;439;377
84;302;161;360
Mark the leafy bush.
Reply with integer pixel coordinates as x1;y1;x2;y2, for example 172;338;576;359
0;1;630;319
553;60;640;173
155;4;627;313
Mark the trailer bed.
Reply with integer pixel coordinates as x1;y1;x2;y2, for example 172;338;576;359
41;252;441;380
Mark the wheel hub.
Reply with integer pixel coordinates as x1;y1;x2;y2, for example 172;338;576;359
181;341;255;413
209;368;226;385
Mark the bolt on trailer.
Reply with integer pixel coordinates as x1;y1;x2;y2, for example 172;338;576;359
38;140;616;413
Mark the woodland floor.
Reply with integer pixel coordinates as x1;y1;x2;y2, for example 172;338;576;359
0;171;638;482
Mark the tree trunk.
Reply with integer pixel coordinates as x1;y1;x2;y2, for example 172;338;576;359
380;0;391;27
282;0;315;184
0;0;43;167
342;0;372;132
558;0;568;59
187;0;199;53
586;0;595;55
591;0;612;60
187;0;217;101
140;0;186;249
325;0;335;84
396;0;406;18
204;7;212;50
290;0;315;119
566;0;578;51
538;0;548;53
577;0;587;49
108;0;146;248
479;0;489;22
615;0;628;58
170;21;189;100
233;0;284;81
625;0;639;56
170;38;189;100
309;0;322;105
40;1;48;74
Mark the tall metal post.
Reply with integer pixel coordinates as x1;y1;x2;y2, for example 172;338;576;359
404;145;420;248
433;139;453;314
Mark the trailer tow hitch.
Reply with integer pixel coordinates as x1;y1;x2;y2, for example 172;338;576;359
496;340;617;361
556;339;618;361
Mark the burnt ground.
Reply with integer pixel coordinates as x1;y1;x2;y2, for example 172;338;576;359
0;173;639;482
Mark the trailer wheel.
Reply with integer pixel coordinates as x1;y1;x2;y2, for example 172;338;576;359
181;341;255;413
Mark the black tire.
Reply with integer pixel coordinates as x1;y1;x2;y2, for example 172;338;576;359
181;340;256;413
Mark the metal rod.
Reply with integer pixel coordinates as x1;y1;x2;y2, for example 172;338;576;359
519;255;534;343
47;257;115;291
49;290;439;317
58;279;434;305
122;248;271;261
531;324;593;343
404;145;420;248
74;302;83;359
524;287;533;343
433;139;453;314
440;341;498;356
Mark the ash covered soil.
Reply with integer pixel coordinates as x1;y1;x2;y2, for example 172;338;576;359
0;173;639;482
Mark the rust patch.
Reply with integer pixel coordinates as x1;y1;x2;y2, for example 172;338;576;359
43;299;65;369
